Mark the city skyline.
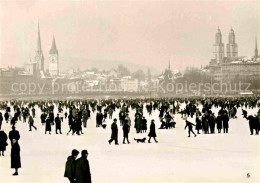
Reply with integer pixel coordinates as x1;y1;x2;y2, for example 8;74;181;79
0;1;259;73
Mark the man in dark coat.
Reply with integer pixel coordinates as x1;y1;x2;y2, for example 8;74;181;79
184;120;197;138
0;130;8;156
0;112;3;130
11;138;21;176
123;121;130;144
40;112;47;125
9;126;20;145
96;111;103;127
75;150;91;183
209;113;216;134
4;111;9;123
216;114;222;133
148;120;158;143
246;114;258;135
64;149;79;183
55;114;62;134
108;118;119;145
222;112;229;133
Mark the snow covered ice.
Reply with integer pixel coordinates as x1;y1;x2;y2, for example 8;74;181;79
0;104;259;183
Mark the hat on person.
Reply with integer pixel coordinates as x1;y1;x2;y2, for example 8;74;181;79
71;149;79;156
81;150;88;156
113;118;117;122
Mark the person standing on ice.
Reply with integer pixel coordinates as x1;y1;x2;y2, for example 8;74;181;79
216;114;223;133
45;117;52;135
222;111;229;133
9;126;20;145
55;114;62;134
75;150;91;183
108;118;119;145
64;149;79;183
0;130;8;156
148;119;158;143
4;110;9;123
11;138;21;176
0;112;3;130
184;119;197;138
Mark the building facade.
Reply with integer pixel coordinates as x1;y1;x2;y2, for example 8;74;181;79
209;28;260;82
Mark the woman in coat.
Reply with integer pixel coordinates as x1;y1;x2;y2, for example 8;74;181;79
45;118;52;134
11;138;21;176
148;120;158;143
195;117;202;134
0;130;8;156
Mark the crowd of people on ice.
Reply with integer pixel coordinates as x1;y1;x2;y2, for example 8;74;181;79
0;96;260;179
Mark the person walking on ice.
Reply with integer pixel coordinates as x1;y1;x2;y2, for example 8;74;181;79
184;118;197;138
148;119;158;143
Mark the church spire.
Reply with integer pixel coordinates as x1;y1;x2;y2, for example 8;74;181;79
255;36;258;58
49;35;58;54
168;60;171;70
36;20;42;53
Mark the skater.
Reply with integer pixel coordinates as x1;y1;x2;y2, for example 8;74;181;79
64;149;79;183
75;150;91;183
148;120;158;143
28;115;37;131
108;119;119;145
0;130;8;156
9;126;20;145
55;114;62;134
184;119;197;137
11;138;21;176
123;121;130;144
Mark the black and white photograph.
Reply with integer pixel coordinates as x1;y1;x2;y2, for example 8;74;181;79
0;0;260;182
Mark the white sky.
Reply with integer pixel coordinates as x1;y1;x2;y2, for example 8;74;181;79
0;0;259;72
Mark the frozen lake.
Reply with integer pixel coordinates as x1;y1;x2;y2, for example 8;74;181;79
0;104;259;183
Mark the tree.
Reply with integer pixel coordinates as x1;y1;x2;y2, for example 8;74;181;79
117;65;131;77
132;69;146;81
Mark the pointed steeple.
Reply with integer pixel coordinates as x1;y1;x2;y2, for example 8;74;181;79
36;20;42;53
255;36;258;58
49;35;58;54
168;60;171;70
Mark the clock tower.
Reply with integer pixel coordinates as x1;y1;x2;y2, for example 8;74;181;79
48;35;59;76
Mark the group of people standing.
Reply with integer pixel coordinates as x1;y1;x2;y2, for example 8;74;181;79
64;149;91;183
0;96;259;180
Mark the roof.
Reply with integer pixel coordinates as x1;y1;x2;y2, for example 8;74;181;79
49;35;58;54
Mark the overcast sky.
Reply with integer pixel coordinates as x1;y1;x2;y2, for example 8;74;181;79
0;0;259;72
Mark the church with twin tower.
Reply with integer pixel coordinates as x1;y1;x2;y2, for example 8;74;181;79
25;21;59;77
